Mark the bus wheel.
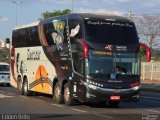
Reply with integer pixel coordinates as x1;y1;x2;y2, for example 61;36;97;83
108;101;120;107
17;77;24;95
53;82;63;104
7;83;10;87
64;83;74;106
23;78;32;96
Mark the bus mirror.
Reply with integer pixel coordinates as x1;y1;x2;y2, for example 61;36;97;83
140;43;151;62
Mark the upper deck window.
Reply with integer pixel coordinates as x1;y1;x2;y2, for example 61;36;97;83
84;19;139;45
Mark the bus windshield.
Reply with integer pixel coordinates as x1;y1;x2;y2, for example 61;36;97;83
84;19;139;45
0;65;9;71
87;50;140;76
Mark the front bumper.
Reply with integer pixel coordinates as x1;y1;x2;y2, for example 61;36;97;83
0;79;10;84
85;83;140;102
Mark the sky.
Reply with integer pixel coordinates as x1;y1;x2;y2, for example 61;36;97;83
0;0;160;41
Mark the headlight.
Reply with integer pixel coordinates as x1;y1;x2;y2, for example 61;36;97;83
88;84;98;90
132;85;140;91
86;79;103;89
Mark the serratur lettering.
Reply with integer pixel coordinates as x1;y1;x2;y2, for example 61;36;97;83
27;49;41;60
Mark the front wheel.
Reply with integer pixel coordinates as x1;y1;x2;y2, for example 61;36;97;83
64;83;74;106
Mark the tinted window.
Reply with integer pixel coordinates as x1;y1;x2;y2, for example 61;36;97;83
12;26;41;47
0;65;9;71
69;16;83;41
68;15;84;74
85;19;138;45
44;23;55;45
43;16;67;46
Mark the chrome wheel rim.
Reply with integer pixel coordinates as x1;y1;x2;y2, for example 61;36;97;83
19;81;22;91
64;87;70;102
24;81;28;93
55;86;60;100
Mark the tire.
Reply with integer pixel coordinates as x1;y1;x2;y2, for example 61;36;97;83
17;77;24;95
108;101;120;107
53;82;64;104
7;83;10;87
98;101;107;106
64;83;74;106
23;78;32;96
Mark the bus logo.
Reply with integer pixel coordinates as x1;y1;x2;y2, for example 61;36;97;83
110;73;116;79
105;45;113;51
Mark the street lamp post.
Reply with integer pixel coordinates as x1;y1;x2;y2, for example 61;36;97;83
72;0;73;13
12;1;22;26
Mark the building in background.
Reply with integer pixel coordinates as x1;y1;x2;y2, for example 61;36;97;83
0;39;10;49
0;39;5;48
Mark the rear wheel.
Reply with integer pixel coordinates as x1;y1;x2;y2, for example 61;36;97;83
98;101;107;106
23;78;32;96
53;82;63;104
108;101;120;107
17;77;24;95
64;83;74;106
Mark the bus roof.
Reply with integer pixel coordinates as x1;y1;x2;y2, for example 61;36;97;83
13;13;132;30
74;13;132;22
0;62;9;66
13;21;40;30
43;13;132;22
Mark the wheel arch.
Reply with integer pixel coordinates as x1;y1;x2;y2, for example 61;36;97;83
23;75;28;88
17;75;22;81
23;75;27;82
52;77;58;94
17;75;23;87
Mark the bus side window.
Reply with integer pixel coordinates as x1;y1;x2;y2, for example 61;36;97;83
44;23;55;45
78;51;84;75
43;17;67;49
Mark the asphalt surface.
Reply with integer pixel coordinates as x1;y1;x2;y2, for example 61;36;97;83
0;86;160;120
141;82;160;93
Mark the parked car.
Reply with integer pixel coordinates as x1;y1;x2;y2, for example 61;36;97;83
0;62;10;86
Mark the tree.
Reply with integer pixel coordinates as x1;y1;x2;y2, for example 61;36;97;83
0;48;10;63
40;9;71;19
134;15;160;52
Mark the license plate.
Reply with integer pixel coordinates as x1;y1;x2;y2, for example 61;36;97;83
110;96;120;100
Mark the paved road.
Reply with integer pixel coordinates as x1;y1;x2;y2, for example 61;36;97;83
0;86;160;120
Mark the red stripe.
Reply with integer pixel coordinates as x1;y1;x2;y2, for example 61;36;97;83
38;22;48;47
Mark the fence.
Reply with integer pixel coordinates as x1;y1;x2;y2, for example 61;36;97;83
141;62;160;81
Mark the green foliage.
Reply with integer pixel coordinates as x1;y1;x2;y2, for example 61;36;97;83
140;47;146;57
41;9;71;19
140;47;160;61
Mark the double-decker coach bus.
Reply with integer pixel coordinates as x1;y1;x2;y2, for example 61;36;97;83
10;13;151;106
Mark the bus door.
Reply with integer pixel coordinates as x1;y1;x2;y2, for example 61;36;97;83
68;15;86;101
